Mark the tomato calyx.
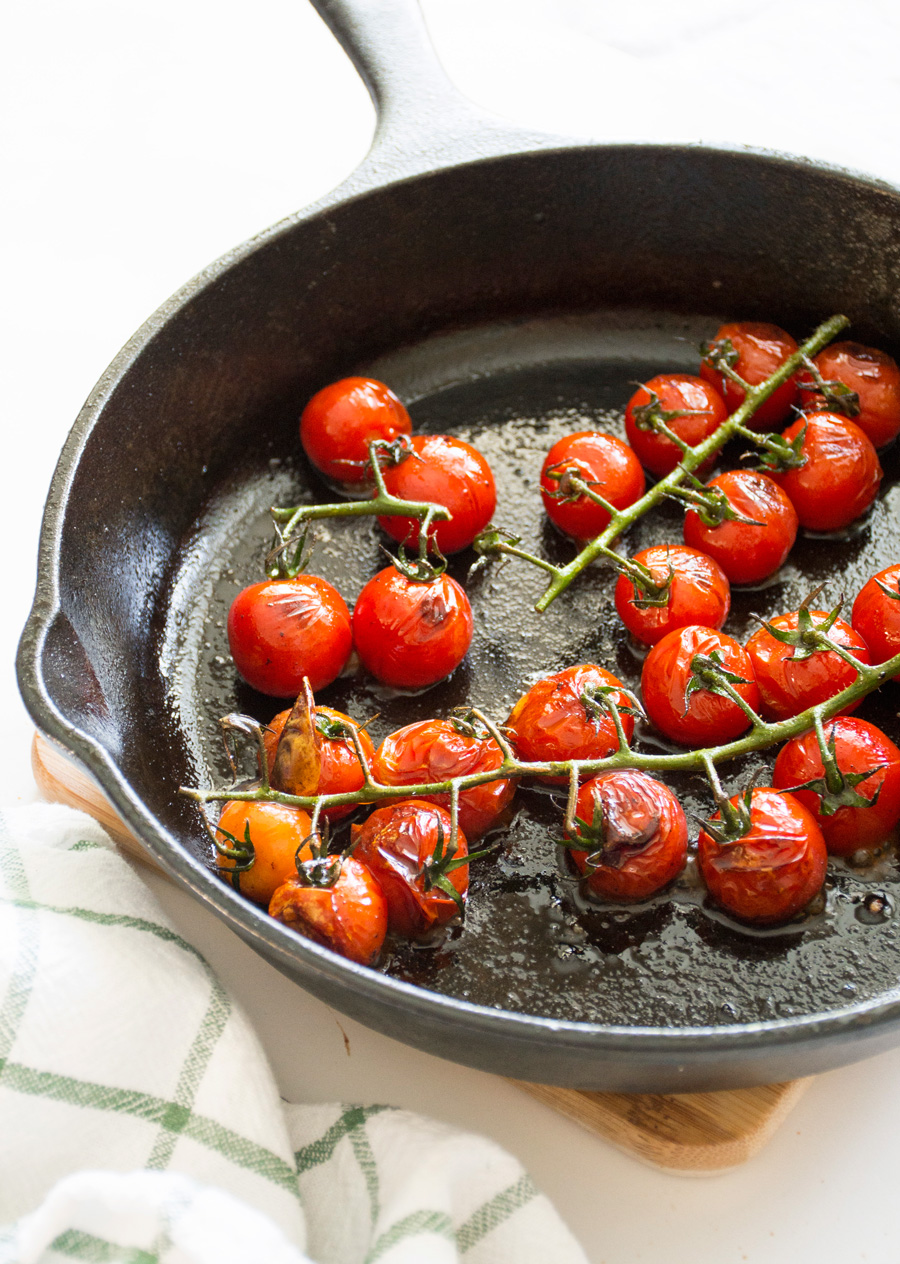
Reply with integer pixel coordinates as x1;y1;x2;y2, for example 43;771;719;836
617;555;673;609
699;336;749;390
741;423;808;474
388;540;448;583
211;819;256;892
754;596;847;664
700;784;756;847
779;718;886;817
542;461;618;516
684;650;754;709
559;796;659;871
449;707;493;742
875;576;900;603
629;388;708;435
294;834;345;890
666;481;764;530
796;355;861;418
580;683;645;729
416;817;496;913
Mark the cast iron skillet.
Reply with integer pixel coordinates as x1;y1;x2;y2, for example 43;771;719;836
18;0;900;1092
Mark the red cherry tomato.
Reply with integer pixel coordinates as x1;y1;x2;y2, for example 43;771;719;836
624;374;728;477
565;770;688;901
744;609;870;722
299;377;412;487
351;800;468;937
700;321;799;431
269;855;387;966
852;564;900;677
215;800;313;906
352;565;473;688
613;544;730;646
770;411;882;532
698;788;827;924
540;431;645;542
505;664;635;779
264;705;375;821
377;434;496;554
641;625;760;746
373;717;515;838
227;577;352;696
773;718;900;857
682;470;798;585
797;342;900;449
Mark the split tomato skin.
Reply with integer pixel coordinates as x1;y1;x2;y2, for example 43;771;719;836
624;373;728;477
299;377;412;487
771;412;882;532
228;577;352;696
265;705;375;821
540;431;645;542
613;543;730;646
798;342;900;449
682;470;798;585
215;800;313;906
566;770;688;902
377;434;496;554
698;788;827;925
773;718;900;856
700;321;799;430
352;566;473;689
641;625;760;746
269;856;387;966
373;718;515;838
505;664;635;777
744;610;871;722
852;564;900;676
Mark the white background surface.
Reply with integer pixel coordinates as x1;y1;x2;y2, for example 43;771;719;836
6;1;900;1259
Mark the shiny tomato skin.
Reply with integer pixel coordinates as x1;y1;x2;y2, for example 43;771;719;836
265;705;375;821
351;800;468;938
269;856;387;966
700;321;799;430
698;788;827;925
798;342;900;449
614;544;730;646
852;564;900;677
566;770;688;901
641;625;760;746
771;412;882;531
215;800;313;906
228;577;352;696
373;719;515;838
624;374;728;477
299;377;412;486
773;718;900;856
540;431;645;542
745;610;871;722
682;470;798;585
505;664;635;779
352;566;473;688
377;434;496;554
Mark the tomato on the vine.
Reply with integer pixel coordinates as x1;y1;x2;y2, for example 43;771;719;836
373;716;515;838
744;608;870;722
773;718;900;856
564;770;688;902
377;434;496;554
269;854;387;966
265;705;375;821
682;470;798;585
299;377;412;487
700;321;799;430
852;564;900;675
641;625;760;746
698;787;827;925
797;341;900;449
624;374;727;477
352;564;473;688
228;576;352;696
540;431;645;542
613;543;730;646
769;411;882;532
505;664;635;777
215;800;313;905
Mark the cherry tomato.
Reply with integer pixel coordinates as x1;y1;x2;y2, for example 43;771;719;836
773;718;900;856
505;664;635;778
641;625;760;746
852;564;900;676
797;341;900;449
624;374;728;477
565;770;688;901
269;855;387;966
228;576;352;696
744;609;870;722
299;377;412;487
215;800;313;906
351;800;468;937
352;565;473;689
770;411;882;532
374;717;515;838
540;431;645;542
699;321;799;431
265;705;375;821
682;470;798;585
613;544;730;647
698;788;827;924
377;434;496;554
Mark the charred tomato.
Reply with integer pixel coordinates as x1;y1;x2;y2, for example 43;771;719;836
269;853;387;966
265;705;375;821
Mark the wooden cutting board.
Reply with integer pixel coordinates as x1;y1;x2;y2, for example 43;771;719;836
31;730;809;1173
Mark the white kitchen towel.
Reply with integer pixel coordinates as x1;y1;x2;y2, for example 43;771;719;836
0;803;587;1264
